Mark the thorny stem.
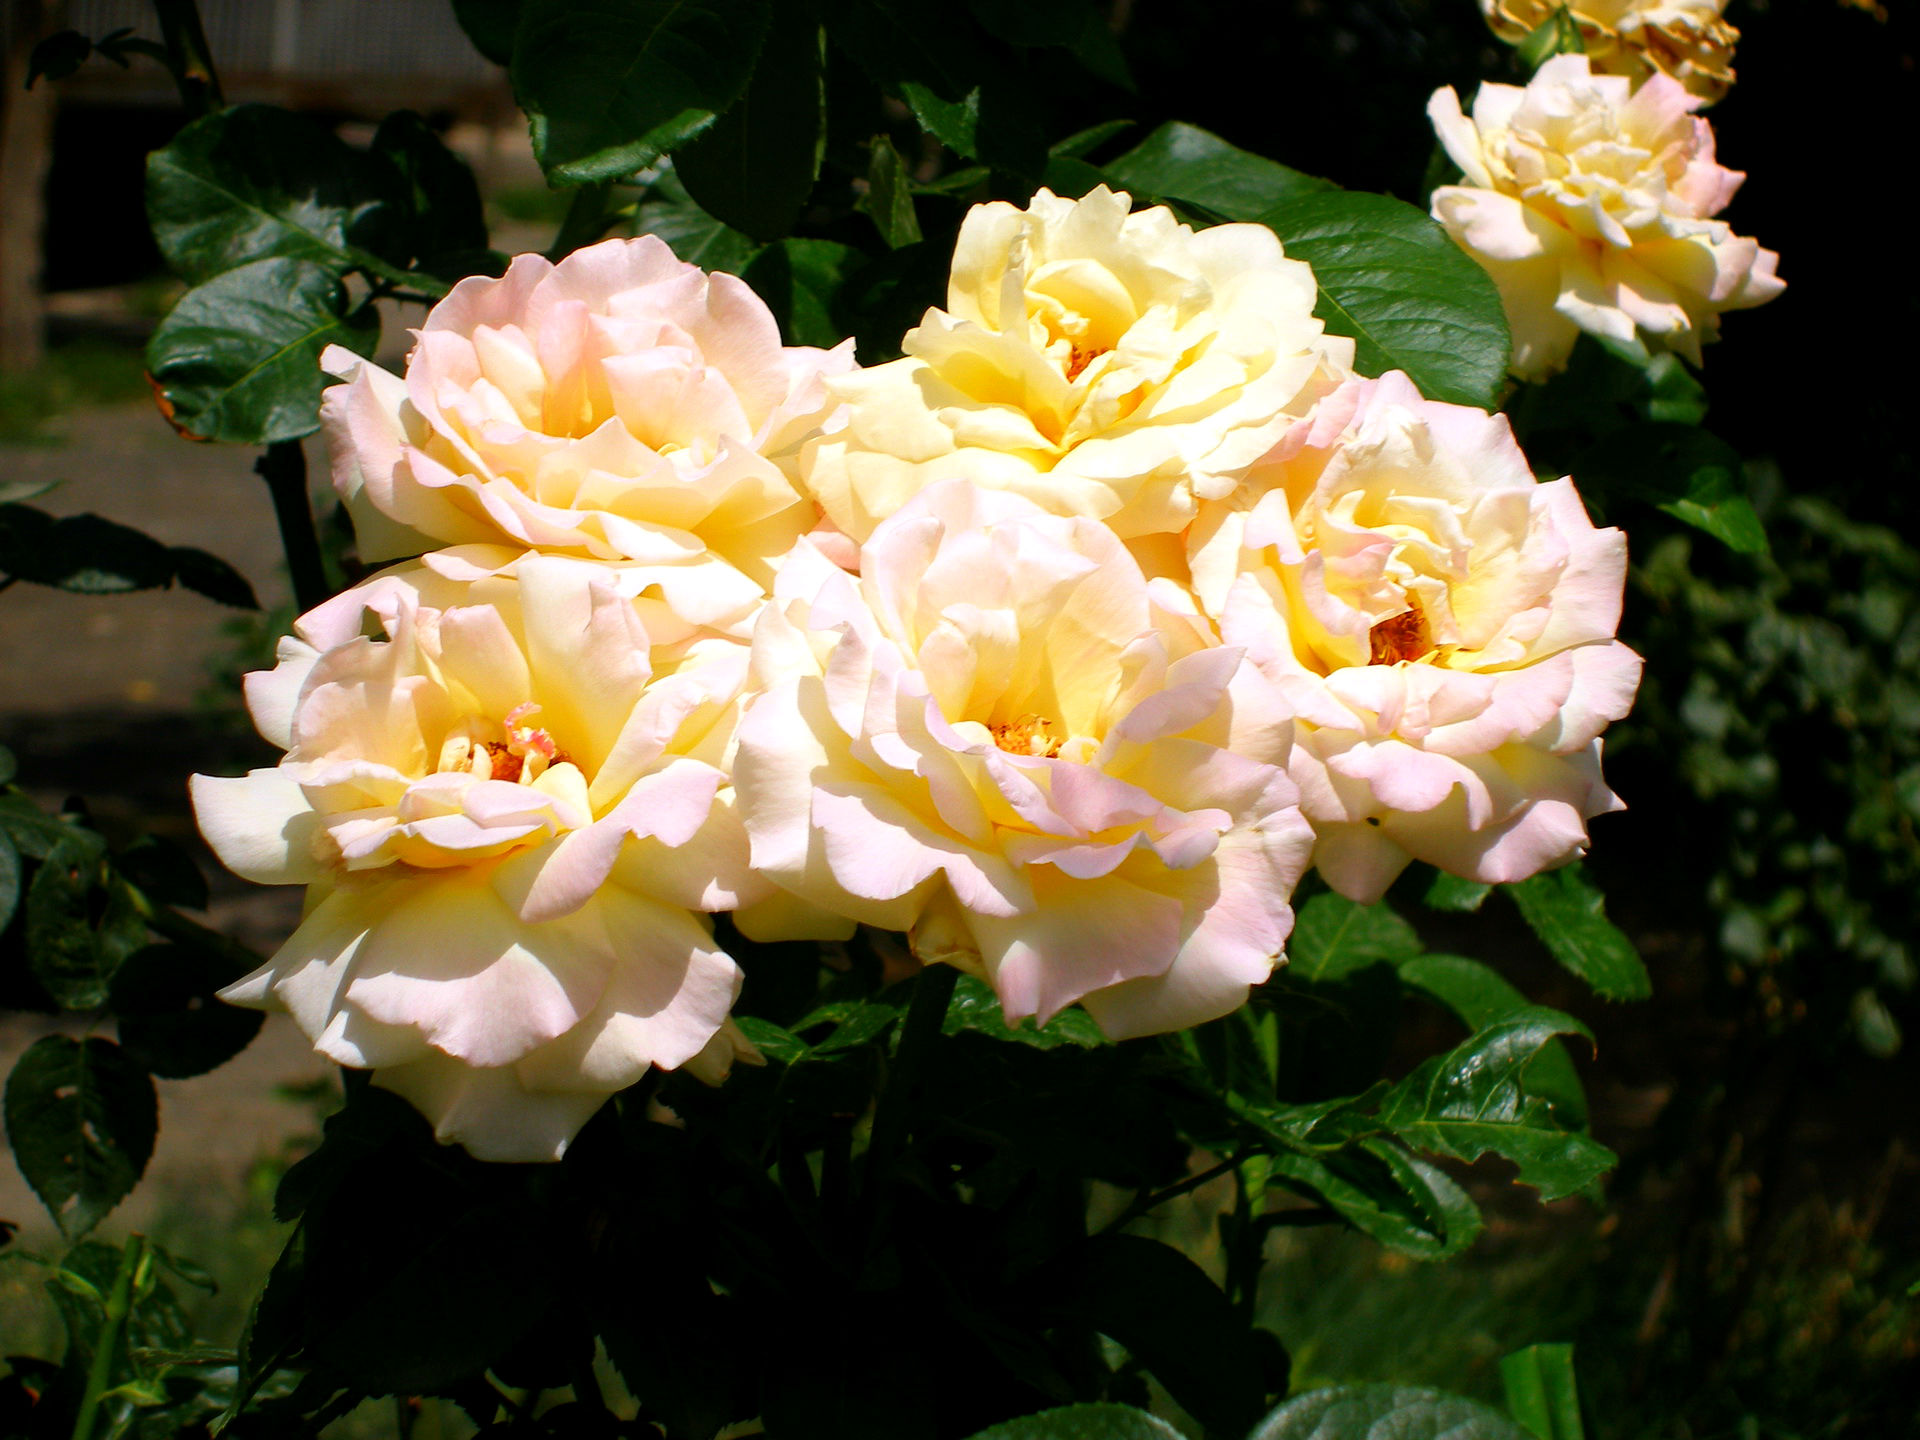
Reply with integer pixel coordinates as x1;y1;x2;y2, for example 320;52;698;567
70;1233;150;1440
256;441;331;615
150;0;222;114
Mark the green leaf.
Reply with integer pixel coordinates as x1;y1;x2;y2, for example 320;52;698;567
0;504;253;603
675;5;825;241
145;105;399;286
369;111;493;283
1505;864;1650;1001
967;1405;1183;1440
1049;119;1134;160
1517;7;1586;68
634;170;763;274
166;546;260;608
452;0;524;64
963;0;1095;48
1500;1343;1585;1440
27;30;94;86
1575;422;1767;556
1252;1384;1534;1440
1068;1234;1267;1435
943;975;1108;1049
792;998;901;1054
1103;121;1332;220
1422;870;1492;913
1377;1008;1614;1200
899;78;1045;178
4;1036;159;1239
0;791;87;860
1262;190;1512;410
731;1015;810;1065
1265;1141;1482;1259
513;0;773;186
860;134;924;248
26;833;117;1009
112;944;265;1080
742;239;867;349
0;744;13;786
0;833;19;932
146;257;378;445
1288;892;1422;982
1397;955;1587;1127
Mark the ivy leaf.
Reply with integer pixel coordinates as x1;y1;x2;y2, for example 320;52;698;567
675;3;825;241
1104;121;1332;220
512;0;773;186
942;975;1108;1050
145;105;401;286
1287;892;1422;983
1506;864;1650;1001
1262;190;1511;410
4;1036;159;1239
146;257;378;445
1377;1008;1615;1200
1252;1384;1534;1440
1576;422;1767;557
967;1405;1184;1440
743;239;868;349
1397;954;1588;1127
1066;1235;1268;1436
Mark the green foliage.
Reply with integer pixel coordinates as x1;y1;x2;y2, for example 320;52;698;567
4;1036;158;1239
1252;1385;1534;1440
967;1405;1185;1439
1103;121;1333;219
0;502;257;605
1506;865;1651;1002
1499;1343;1585;1440
1262;192;1512;410
1577;422;1768;556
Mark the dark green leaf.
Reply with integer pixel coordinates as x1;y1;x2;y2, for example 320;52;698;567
793;998;901;1054
0;744;13;785
0;505;171;593
116;835;208;911
731;1015;810;1064
452;0;524;64
512;0;773;186
26;833;116;1009
27;30;93;86
0;833;19;933
1049;119;1134;160
146;257;378;445
1104;121;1332;220
1500;1343;1585;1440
898;79;1045;178
369;111;492;281
635;171;763;274
0;791;88;860
743;239;867;348
964;0;1093;48
967;1405;1183;1440
112;944;264;1080
1377;1008;1614;1200
166;546;259;608
675;5;825;241
1422;871;1492;913
1263;190;1512;410
4;1036;158;1239
1068;1235;1267;1435
1575;422;1767;556
1040;155;1109;199
1264;1141;1481;1259
145;105;399;285
1066;6;1132;89
1505;864;1650;1001
824;0;991;111
861;134;924;248
1252;1384;1534;1440
1288;893;1421;983
1397;955;1587;1126
943;975;1108;1049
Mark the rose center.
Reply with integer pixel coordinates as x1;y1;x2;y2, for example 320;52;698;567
990;713;1067;758
1368;602;1434;666
435;702;572;784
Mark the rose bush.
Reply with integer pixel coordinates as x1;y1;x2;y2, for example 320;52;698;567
800;185;1352;545
1429;53;1782;381
1479;0;1739;102
1187;371;1642;901
321;235;853;635
190;551;761;1159
734;480;1315;1038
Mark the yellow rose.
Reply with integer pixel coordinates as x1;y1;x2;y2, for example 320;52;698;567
1482;0;1738;104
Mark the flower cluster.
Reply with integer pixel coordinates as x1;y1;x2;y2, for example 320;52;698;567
197;190;1643;1158
1430;54;1782;381
1479;0;1739;103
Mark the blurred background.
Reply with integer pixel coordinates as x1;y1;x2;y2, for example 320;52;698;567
2;1;1915;1436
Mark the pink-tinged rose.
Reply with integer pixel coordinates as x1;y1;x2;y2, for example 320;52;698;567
799;186;1353;545
1189;372;1642;901
733;480;1315;1038
191;551;765;1161
319;235;854;635
1429;54;1782;382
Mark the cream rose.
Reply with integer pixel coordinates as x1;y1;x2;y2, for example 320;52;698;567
191;551;763;1160
320;235;854;635
734;480;1315;1038
1480;0;1738;103
799;186;1352;545
1189;372;1642;902
1429;54;1782;382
